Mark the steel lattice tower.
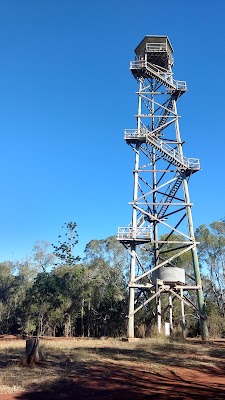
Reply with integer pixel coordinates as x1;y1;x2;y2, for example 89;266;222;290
118;36;208;340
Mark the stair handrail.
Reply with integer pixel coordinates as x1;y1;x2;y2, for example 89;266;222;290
124;128;200;170
147;135;187;166
130;60;187;91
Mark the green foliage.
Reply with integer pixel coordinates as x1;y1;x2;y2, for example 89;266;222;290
83;236;128;337
207;314;225;338
0;261;35;334
32;241;55;272
52;222;81;266
1;219;225;338
158;233;193;271
196;220;225;316
0;234;128;338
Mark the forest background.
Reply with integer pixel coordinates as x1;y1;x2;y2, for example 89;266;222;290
1;219;225;339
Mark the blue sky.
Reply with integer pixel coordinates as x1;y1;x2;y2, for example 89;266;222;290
0;0;224;262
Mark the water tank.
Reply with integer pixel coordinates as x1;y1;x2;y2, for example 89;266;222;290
151;267;185;285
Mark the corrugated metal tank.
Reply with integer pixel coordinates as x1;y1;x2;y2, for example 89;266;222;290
151;267;185;285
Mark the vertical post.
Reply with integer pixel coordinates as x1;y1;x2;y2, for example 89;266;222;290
151;85;161;333
128;79;142;339
173;100;208;340
128;146;139;337
156;281;161;333
183;179;208;340
169;293;173;335
128;244;135;338
180;288;186;339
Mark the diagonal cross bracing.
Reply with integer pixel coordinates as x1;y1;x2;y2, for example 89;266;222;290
117;36;208;340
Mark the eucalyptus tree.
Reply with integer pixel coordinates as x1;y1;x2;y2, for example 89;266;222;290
196;220;225;317
0;262;16;333
84;236;128;336
21;271;64;336
0;260;35;334
32;241;55;272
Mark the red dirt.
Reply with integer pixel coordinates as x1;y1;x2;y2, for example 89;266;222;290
0;361;225;400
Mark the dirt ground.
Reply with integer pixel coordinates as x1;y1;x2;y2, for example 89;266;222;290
0;338;225;400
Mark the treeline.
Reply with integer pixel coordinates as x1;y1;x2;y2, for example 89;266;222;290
0;225;129;338
0;220;225;338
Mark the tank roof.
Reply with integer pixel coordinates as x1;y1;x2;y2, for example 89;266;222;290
134;35;174;55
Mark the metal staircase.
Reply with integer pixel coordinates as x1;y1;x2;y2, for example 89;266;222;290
124;129;200;172
118;35;207;341
156;98;174;135
145;132;199;170
157;173;184;219
118;214;152;241
130;60;187;95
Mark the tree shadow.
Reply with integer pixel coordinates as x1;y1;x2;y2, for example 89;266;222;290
14;360;225;400
2;340;225;399
87;342;225;376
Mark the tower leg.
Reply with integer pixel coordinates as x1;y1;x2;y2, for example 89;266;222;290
182;179;208;340
128;289;135;338
128;244;135;338
156;282;162;333
180;288;186;339
169;293;173;335
173;98;208;341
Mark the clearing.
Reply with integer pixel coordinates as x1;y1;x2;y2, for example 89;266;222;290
0;336;225;399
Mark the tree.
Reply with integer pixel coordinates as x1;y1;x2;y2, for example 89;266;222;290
32;241;55;272
0;260;35;334
52;222;81;266
53;264;87;336
84;236;128;337
0;262;16;334
196;220;225;317
21;272;64;336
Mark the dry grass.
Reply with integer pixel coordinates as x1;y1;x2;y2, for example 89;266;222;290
0;337;224;394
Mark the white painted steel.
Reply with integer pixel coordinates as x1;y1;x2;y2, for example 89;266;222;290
118;226;152;239
124;129;200;170
130;61;187;91
117;35;208;340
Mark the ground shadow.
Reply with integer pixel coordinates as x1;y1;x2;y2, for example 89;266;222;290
13;360;225;400
78;342;225;376
1;340;225;400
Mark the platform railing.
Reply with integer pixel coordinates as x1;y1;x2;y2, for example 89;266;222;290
124;128;148;138
130;61;187;91
174;81;187;90
146;43;167;52
145;43;174;64
187;158;200;169
118;226;152;240
124;129;200;170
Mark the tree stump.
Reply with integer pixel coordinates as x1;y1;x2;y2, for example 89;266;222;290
22;338;39;365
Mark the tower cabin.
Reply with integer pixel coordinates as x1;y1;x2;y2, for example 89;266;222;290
134;36;174;70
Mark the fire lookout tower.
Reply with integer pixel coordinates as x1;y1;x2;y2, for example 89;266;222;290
118;36;208;340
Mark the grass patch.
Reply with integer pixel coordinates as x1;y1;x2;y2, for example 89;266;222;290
0;337;225;393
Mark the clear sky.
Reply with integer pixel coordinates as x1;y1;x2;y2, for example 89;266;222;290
0;0;224;262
